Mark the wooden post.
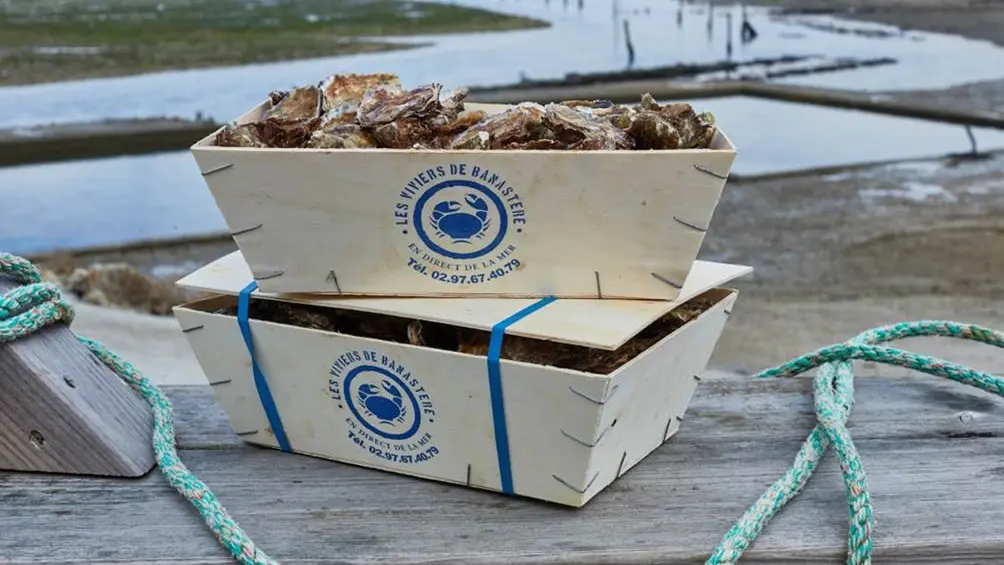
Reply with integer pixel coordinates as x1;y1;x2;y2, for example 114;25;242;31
0;278;155;477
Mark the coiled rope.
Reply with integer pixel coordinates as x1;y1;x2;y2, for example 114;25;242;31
2;251;1002;565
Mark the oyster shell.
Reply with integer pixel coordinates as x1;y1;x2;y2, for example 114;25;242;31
320;72;400;111
438;87;469;118
625;112;682;150
370;118;435;149
657;101;717;149
307;123;376;149
214;122;268;148
626;93;717;149
423;108;487;148
318;102;359;127
544;103;634;150
450;102;553;150
263;85;321;123
215;119;316;148
356;83;444;127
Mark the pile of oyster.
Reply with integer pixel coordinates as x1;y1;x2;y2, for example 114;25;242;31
213;73;718;151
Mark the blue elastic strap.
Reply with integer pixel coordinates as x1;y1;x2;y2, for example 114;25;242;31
237;280;293;453
487;296;557;494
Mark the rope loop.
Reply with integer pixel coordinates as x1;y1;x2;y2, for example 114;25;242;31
706;321;1004;565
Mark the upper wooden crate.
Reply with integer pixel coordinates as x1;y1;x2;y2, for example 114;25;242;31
190;100;736;299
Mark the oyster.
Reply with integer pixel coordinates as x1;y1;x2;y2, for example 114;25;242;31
544;103;634;150
262;85;321;123
215;119;315;148
318;102;360;127
307;123;376;149
320;72;400;111
356;83;444;127
419;108;487;148
451;108;486;128
625;93;717;149
450;102;553;150
370;118;435;149
667;104;717;149
214;122;268;148
437;87;470;119
624;112;682;150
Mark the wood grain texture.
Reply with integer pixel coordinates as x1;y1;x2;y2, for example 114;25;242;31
0;279;155;477
3;373;1004;564
173;287;736;506
190;98;737;300
176;250;751;350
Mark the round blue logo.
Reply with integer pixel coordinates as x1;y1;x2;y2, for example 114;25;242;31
413;179;508;260
343;365;421;441
328;349;440;465
394;163;528;286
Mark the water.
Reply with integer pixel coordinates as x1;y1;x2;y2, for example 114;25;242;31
5;96;1004;255
2;0;1004;129
0;152;227;254
693;97;1004;176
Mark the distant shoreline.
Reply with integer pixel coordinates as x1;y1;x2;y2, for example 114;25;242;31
0;0;548;88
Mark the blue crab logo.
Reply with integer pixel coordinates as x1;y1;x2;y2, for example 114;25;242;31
356;380;407;427
430;193;491;244
413;179;509;261
343;365;422;441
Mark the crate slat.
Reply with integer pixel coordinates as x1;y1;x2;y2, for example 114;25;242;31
176;250;750;350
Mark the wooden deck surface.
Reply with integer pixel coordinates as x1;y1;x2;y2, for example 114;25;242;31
2;372;1002;564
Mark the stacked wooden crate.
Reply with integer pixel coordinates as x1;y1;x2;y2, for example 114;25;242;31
173;96;750;507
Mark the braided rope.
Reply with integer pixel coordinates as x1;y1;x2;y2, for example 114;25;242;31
705;322;1004;565
3;252;1002;565
0;253;279;565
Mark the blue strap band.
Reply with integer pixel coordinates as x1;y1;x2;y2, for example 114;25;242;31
487;296;557;494
237;281;293;453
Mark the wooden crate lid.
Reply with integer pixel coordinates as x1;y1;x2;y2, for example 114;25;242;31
176;251;751;351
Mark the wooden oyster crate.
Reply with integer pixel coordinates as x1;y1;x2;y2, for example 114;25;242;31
173;250;750;507
190;101;736;300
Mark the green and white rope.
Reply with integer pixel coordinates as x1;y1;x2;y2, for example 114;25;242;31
2;251;1002;565
705;321;1004;565
0;252;279;565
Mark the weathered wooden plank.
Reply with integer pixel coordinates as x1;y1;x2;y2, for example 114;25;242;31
689;372;1004;442
0;279;155;477
2;374;1003;564
167;371;1004;450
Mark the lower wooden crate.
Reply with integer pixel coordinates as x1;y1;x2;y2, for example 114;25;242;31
173;288;737;507
172;249;749;505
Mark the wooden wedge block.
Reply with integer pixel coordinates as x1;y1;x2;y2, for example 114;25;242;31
0;279;155;477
